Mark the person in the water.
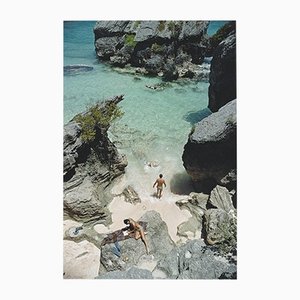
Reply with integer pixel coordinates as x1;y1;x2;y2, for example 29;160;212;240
153;174;166;199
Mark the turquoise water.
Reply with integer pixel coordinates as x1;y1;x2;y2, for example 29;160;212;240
63;21;224;199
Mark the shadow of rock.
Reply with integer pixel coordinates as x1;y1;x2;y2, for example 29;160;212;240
170;172;195;195
183;108;212;125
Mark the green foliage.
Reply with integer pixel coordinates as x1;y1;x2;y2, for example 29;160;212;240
167;21;181;37
167;21;176;32
124;34;137;47
158;21;166;32
151;42;163;53
74;102;124;143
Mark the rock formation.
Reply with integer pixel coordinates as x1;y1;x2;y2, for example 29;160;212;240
63;95;127;224
176;188;236;256
93;21;209;80
182;99;236;191
208;23;236;112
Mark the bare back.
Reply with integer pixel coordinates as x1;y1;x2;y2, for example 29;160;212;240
156;178;166;187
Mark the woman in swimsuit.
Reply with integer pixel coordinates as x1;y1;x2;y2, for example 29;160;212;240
123;218;149;254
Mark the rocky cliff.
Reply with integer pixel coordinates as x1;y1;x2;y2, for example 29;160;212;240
182;99;236;192
208;23;236;112
63;95;127;224
93;21;209;80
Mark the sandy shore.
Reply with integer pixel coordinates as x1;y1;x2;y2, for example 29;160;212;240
94;175;193;244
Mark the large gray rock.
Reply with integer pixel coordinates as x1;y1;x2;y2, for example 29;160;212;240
208;185;235;213
178;21;209;41
182;99;236;191
135;21;172;42
208;32;236;112
176;192;209;238
204;208;236;248
99;210;175;275
155;239;236;279
94;21;132;39
63;96;127;224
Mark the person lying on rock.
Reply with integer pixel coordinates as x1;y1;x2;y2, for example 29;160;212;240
123;218;149;254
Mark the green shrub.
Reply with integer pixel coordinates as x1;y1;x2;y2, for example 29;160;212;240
124;34;137;47
167;21;176;32
74;102;124;143
158;21;166;32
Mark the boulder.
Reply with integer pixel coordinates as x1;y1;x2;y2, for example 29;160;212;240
99;210;175;275
122;185;141;204
155;239;236;279
208;185;235;213
203;208;236;248
208;32;236;112
176;192;208;238
182;99;236;192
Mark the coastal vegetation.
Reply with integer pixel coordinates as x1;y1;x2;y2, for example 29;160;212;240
74;102;124;142
124;34;137;48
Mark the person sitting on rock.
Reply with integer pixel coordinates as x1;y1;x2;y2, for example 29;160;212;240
123;218;149;254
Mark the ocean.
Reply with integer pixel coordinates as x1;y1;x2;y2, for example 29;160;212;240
64;21;226;200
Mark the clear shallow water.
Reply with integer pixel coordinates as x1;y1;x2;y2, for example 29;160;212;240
64;21;223;200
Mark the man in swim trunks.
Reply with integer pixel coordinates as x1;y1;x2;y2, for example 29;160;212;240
153;174;166;199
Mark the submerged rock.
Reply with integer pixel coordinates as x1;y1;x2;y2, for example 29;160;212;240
64;64;94;76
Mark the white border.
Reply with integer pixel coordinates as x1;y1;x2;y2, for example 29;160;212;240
1;0;299;299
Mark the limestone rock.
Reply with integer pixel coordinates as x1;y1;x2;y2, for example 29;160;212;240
182;99;236;191
176;192;209;238
204;208;236;247
155;239;236;279
208;31;236;112
63;240;100;279
208;185;235;213
99;211;175;276
63;96;127;224
93;21;209;81
122;185;141;204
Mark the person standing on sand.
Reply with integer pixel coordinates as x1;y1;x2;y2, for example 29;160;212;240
153;174;166;199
